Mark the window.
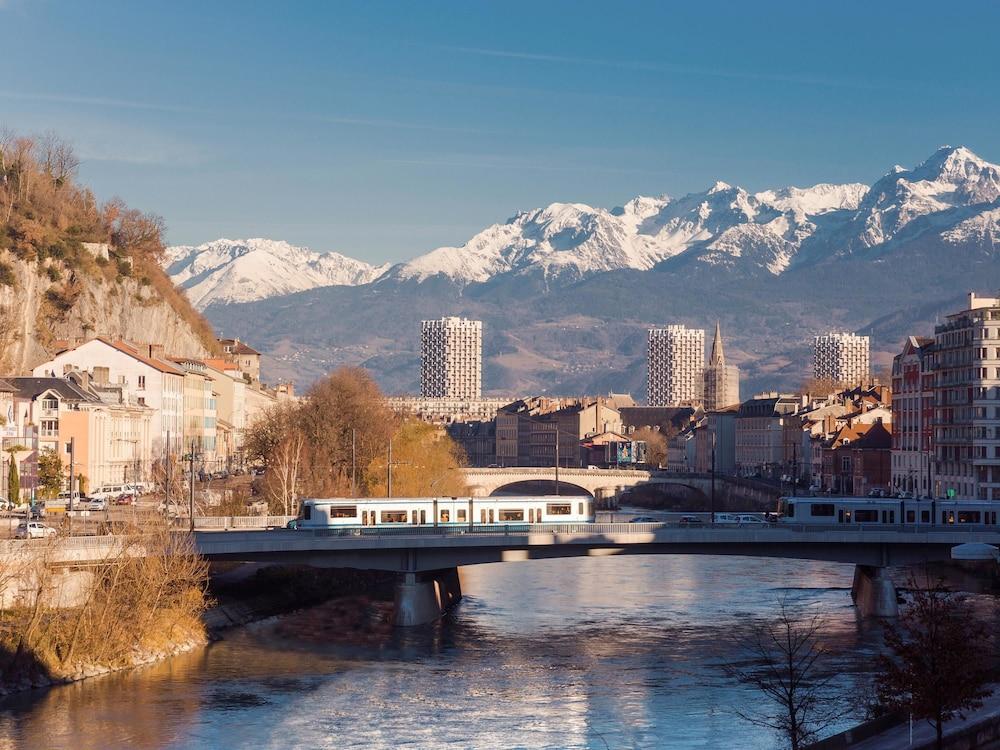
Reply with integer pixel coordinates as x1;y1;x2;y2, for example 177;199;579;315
457;509;466;522
546;503;571;515
138;375;146;389
41;397;58;411
810;503;835;517
137;397;146;407
785;503;795;518
326;505;357;519
303;505;312;521
499;509;524;521
440;510;450;523
906;510;915;523
578;502;584;516
381;510;408;523
958;511;981;524
854;509;878;522
41;419;58;437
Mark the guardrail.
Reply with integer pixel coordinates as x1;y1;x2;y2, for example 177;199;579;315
191;515;295;531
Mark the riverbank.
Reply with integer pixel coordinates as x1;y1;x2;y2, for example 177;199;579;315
0;560;394;699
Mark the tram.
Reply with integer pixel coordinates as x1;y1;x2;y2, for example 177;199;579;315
775;496;1000;526
296;496;595;528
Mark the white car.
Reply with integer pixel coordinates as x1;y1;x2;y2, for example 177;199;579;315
87;498;107;511
15;522;57;539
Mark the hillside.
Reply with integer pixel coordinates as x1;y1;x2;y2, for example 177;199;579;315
193;145;1000;397
0;131;217;372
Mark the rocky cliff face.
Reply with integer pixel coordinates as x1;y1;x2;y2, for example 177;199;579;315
0;254;210;374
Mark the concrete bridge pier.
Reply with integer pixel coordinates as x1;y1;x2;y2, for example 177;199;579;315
393;568;463;627
595;486;619;510
851;565;899;618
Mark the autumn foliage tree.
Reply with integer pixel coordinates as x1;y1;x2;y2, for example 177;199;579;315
875;578;994;750
631;427;667;468
245;367;468;511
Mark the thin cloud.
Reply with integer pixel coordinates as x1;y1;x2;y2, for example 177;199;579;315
0;90;203;114
443;45;898;91
383;155;663;176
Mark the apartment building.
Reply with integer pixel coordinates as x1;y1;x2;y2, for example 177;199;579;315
814;332;870;385
219;338;261;384
496;397;624;467
890;336;935;496
734;393;801;476
171;358;218;465
420;317;483;399
647;325;705;406
32;338;184;455
932;293;1000;500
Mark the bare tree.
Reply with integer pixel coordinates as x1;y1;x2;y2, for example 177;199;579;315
875;576;994;750
724;599;842;750
272;430;304;516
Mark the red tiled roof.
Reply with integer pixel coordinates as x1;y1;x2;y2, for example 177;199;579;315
68;337;186;375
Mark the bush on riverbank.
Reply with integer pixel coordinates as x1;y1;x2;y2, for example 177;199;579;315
0;521;209;689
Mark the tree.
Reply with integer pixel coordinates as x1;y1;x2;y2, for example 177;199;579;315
367;419;468;497
37;448;63;499
7;453;18;503
631;427;667;468
875;577;993;750
724;599;842;750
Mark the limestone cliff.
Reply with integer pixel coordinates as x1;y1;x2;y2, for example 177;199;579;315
0;254;213;374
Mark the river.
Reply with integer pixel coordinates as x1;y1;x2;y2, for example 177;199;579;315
0;549;898;750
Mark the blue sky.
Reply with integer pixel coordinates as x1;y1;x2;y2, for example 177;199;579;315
2;1;999;263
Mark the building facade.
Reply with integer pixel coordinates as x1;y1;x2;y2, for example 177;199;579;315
219;339;261;384
891;336;934;496
32;338;183;456
387;396;513;425
647;325;705;407
932;293;1000;500
735;393;802;477
420;317;483;400
702;321;740;411
814;332;870;385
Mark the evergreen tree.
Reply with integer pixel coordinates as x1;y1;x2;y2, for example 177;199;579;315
7;453;18;504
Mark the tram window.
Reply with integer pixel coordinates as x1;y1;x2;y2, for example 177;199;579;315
578;502;584;516
441;510;450;523
944;511;955;525
380;511;408;523
303;505;312;520
327;505;357;519
361;510;367;525
958;511;981;524
906;510;915;523
880;511;886;523
838;510;844;523
546;503;572;515
481;509;487;523
785;503;795;518
457;509;466;522
528;509;534;523
488;509;494;523
810;504;835;517
889;511;895;523
587;502;593;516
499;509;524;521
855;510;878;523
420;510;427;524
921;510;930;523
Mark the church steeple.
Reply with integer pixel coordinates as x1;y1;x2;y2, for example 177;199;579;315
709;320;725;366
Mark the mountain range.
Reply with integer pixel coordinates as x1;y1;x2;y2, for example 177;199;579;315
167;145;1000;398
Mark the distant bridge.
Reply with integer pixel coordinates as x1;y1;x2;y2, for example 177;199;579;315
460;467;778;506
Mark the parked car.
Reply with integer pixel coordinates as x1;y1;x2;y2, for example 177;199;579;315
15;521;56;539
114;493;136;506
86;498;107;512
629;516;659;523
679;515;704;526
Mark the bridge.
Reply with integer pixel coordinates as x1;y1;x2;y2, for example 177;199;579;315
16;522;1000;626
460;467;778;506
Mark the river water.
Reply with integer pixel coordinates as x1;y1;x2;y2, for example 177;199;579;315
0;551;895;750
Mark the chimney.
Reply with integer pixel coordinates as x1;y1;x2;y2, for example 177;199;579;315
148;344;164;360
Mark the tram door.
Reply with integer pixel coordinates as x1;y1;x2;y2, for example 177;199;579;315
420;510;427;525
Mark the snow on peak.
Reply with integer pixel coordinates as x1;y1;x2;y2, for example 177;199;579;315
165;238;388;309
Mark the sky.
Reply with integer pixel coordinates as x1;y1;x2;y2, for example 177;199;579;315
2;1;999;264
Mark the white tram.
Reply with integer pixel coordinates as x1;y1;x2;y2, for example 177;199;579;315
776;496;1000;527
297;496;595;529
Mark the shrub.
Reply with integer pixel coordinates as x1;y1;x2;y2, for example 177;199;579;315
0;263;15;287
45;265;61;282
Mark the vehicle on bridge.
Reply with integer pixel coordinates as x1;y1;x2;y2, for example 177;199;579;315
777;496;1000;526
297;496;594;529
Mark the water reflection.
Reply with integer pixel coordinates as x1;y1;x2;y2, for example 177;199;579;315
0;556;902;749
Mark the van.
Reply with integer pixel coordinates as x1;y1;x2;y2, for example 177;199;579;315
713;513;740;524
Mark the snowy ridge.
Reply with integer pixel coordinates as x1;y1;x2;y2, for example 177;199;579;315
166;146;1000;305
165;238;388;308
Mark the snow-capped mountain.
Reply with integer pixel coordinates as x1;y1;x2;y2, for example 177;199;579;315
171;146;1000;312
381;179;870;284
165;238;388;309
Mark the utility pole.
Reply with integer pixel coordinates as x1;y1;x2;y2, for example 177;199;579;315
68;436;75;535
554;424;560;497
351;428;357;498
387;439;392;499
710;430;716;524
165;429;171;516
189;441;196;532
